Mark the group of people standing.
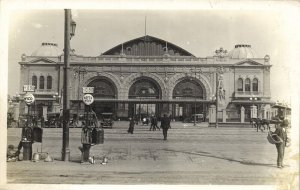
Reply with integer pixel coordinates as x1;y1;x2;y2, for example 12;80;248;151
127;114;171;140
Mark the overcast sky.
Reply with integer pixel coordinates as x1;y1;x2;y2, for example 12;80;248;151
6;5;300;104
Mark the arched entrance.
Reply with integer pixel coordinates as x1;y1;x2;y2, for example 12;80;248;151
87;78;117;117
172;78;206;121
128;78;161;120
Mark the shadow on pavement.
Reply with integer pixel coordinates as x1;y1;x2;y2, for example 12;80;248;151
161;148;278;168
147;137;165;141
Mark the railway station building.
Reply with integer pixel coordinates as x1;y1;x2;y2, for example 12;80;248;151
17;35;274;123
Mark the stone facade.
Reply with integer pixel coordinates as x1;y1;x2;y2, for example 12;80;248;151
17;35;273;122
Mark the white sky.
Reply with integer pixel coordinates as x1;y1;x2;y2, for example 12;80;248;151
4;1;300;105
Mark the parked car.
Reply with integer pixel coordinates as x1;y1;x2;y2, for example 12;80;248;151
45;113;61;128
100;113;114;128
183;114;204;123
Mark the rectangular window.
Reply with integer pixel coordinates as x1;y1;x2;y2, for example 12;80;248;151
237;78;243;91
39;76;44;89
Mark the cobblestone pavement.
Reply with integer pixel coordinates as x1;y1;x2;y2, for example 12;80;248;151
5;122;299;189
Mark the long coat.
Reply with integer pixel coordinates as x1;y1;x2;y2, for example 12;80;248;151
273;126;287;144
160;116;170;130
128;119;135;133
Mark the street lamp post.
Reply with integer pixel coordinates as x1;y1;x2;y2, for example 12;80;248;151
139;97;141;122
62;9;76;161
74;67;86;117
53;92;61;109
250;95;257;119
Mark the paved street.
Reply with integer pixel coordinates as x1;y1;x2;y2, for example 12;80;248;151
6;122;299;188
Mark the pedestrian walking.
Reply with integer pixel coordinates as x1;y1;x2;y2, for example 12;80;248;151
149;116;155;131
273;119;288;168
153;115;160;130
127;118;135;134
160;114;171;140
134;115;139;125
168;115;171;129
149;115;159;131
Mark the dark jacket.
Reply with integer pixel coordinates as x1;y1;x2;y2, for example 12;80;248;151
129;119;135;128
161;116;170;129
273;126;287;143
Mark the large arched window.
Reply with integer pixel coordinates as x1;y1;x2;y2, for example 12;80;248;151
47;76;52;89
88;79;117;99
245;78;251;92
237;78;243;91
32;76;37;89
173;79;204;99
39;76;44;89
252;78;258;92
129;78;160;99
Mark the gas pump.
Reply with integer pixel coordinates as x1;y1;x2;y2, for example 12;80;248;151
81;87;104;163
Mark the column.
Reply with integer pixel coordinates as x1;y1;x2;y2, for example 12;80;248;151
222;109;226;123
42;106;48;120
169;104;173;119
13;103;20;121
250;105;257;118
261;107;266;119
240;106;245;123
209;105;216;123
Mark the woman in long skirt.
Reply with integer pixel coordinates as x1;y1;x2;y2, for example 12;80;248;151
127;118;135;134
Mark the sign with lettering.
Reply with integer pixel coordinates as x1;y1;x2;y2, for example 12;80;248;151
23;85;35;92
23;93;35;105
82;87;94;94
82;94;94;105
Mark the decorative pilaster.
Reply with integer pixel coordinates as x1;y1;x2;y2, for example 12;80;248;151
240;106;245;123
250;105;257;118
222;109;226;123
42;106;48;120
209;105;216;123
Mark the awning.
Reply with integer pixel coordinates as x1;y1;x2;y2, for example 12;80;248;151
71;98;214;104
231;100;275;104
272;104;291;110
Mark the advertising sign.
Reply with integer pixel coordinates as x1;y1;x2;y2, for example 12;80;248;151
24;93;35;105
82;87;94;94
23;85;35;92
83;94;94;105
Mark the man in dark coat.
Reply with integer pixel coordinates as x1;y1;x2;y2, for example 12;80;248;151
149;115;159;131
153;115;160;130
273;119;288;168
160;114;171;140
127;118;135;134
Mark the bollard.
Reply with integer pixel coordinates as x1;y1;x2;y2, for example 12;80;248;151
82;144;91;162
22;141;32;160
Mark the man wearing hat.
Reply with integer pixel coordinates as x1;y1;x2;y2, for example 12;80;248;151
273;119;288;168
160;114;171;140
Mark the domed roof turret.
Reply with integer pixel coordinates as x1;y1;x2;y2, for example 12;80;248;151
228;44;257;59
31;42;61;57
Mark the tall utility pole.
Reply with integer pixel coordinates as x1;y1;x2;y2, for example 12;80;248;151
62;9;71;161
194;71;196;126
215;72;219;128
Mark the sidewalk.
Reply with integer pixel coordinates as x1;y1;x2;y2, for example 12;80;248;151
6;122;299;187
